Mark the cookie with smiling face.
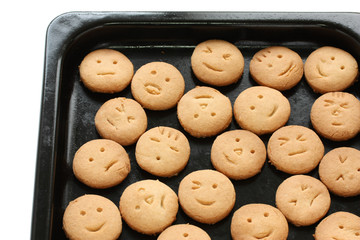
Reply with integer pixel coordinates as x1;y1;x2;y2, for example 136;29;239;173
178;169;236;224
157;224;211;240
63;194;122;240
231;204;289;240
191;39;244;86
304;46;358;93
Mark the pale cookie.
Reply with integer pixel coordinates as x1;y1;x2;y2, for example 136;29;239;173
250;46;303;91
79;49;134;93
191;39;244;86
231;203;288;240
131;62;185;110
178;169;236;224
73;139;130;189
304;46;358;93
319;147;360;197
177;86;232;137
314;211;360;240
135;126;190;177
233;86;291;135
158;224;211;240
119;179;178;235
63;194;122;240
95;97;147;146
310;92;360;141
267;125;324;174
211;130;266;180
275;175;331;226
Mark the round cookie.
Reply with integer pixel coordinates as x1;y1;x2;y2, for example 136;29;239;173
267;125;324;174
79;49;134;93
314;211;360;240
157;224;211;240
211;130;266;180
250;46;303;91
319;147;360;197
191;39;244;86
73;139;131;189
304;46;358;93
95;97;147;146
233;86;291;135
310;92;360;141
63;194;122;240
135;126;190;177
131;62;185;110
119;179;178;235
177;86;232;137
178;169;236;224
275;175;331;226
231;204;288;240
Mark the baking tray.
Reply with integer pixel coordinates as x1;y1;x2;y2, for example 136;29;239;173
31;11;360;240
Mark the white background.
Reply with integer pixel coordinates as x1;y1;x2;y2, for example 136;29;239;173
2;0;360;239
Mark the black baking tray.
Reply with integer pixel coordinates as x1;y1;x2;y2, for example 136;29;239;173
31;11;360;240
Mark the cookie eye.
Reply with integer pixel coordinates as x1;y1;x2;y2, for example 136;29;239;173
89;157;94;162
339;225;344;229
96;60;101;63
223;54;231;60
277;55;283;58
100;147;105;152
331;56;335;60
247;218;252;223
113;60;117;64
80;210;86;216
212;183;218;189
97;207;103;212
165;77;170;82
264;212;269;217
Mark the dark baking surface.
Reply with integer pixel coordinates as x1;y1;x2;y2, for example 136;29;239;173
31;12;360;240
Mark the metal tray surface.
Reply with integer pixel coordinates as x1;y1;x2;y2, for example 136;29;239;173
32;11;360;240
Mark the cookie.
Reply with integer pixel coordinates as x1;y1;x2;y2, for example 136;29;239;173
95;97;147;146
319;147;360;197
191;39;244;86
211;130;266;180
250;46;303;91
267;125;324;174
275;175;331;226
79;49;134;93
233;86;291;135
157;224;211;240
63;194;122;240
119;179;178;235
314;211;360;240
310;92;360;141
177;86;232;137
73;139;131;189
304;46;358;93
178;169;236;224
131;62;185;110
231;203;288;240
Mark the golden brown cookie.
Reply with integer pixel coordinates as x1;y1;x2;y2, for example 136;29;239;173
304;46;358;93
79;49;134;93
157;224;211;240
250;46;303;91
211;130;266;180
73;139;131;189
191;39;244;86
310;92;360;141
131;62;185;110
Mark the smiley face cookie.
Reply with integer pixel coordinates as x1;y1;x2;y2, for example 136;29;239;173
157;224;211;240
178;169;236;224
95;97;147;146
135;126;190;177
275;175;331;226
131;62;185;110
250;46;303;91
73;139;130;189
310;92;360;141
319;147;360;197
191;39;244;86
231;204;289;240
304;46;358;93
119;179;178;235
177;86;232;137
233;86;291;135
267;125;324;174
79;49;134;93
314;211;360;240
211;130;266;180
63;194;122;240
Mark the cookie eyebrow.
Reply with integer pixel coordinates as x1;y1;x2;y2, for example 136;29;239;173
191;181;201;189
289;199;297;206
202;46;212;53
310;193;320;206
127;116;135;123
278;137;289;146
150;137;160;142
115;104;125;113
296;134;306;141
169;146;179;152
340;102;349;109
324;99;334;106
194;95;214;99
339;155;347;163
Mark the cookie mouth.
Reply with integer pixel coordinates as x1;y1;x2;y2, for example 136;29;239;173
278;62;296;77
86;222;105;232
97;72;115;76
144;83;161;95
316;64;328;77
196;198;215;206
202;62;223;72
254;230;273;239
